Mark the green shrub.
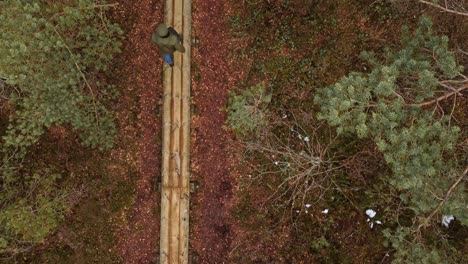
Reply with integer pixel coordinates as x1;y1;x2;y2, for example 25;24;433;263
382;226;465;264
0;0;123;152
0;0;123;255
0;172;69;255
314;16;466;262
227;82;271;137
314;16;464;218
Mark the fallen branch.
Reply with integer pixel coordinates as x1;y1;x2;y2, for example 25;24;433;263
417;166;468;230
416;84;468;106
419;0;468;17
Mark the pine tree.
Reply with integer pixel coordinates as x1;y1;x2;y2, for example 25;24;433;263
227;82;271;137
0;0;123;152
0;0;123;255
314;17;466;262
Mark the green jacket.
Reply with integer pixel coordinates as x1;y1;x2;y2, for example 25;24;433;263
151;29;185;54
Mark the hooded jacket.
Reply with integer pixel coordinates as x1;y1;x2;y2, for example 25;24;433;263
151;27;186;54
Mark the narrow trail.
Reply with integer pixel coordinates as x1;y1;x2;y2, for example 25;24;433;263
112;1;163;263
112;1;236;262
190;1;235;262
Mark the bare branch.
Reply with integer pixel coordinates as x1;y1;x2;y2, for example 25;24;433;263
419;0;468;17
245;119;341;214
416;84;468;106
417;166;468;230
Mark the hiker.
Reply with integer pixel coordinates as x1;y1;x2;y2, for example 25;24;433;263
151;24;185;67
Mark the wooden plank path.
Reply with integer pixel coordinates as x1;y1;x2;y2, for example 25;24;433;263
160;0;191;263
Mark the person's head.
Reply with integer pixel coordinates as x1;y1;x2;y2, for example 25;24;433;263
156;24;169;38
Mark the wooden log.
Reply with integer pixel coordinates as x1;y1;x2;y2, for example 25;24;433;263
160;0;191;263
179;0;192;261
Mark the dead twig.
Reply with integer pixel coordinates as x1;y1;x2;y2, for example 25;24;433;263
416;166;468;231
419;0;468;17
246;118;340;214
416;84;468;107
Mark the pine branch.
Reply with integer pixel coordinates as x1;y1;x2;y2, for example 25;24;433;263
52;26;101;129
419;0;468;17
415;84;468;106
417;166;468;230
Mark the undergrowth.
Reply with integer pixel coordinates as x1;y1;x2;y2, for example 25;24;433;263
227;0;467;263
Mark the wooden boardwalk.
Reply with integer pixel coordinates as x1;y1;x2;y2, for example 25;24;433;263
160;0;191;263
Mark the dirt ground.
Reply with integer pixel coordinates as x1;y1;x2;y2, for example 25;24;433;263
189;0;241;263
112;1;163;263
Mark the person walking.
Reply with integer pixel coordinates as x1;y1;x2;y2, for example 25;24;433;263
151;24;185;67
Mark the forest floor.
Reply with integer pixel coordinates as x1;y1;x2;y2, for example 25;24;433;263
214;0;468;263
111;1;162;263
10;0;467;263
13;1;164;263
189;0;237;263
